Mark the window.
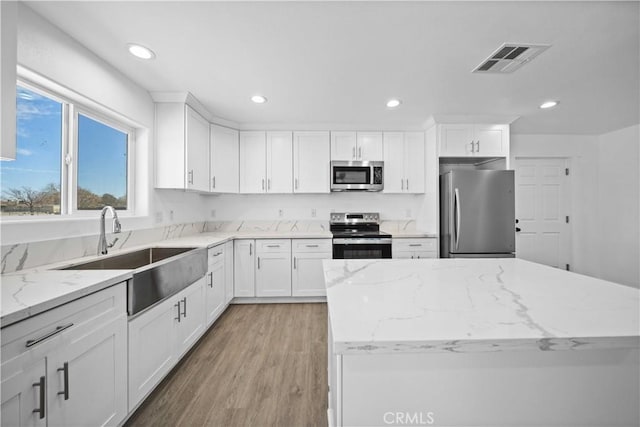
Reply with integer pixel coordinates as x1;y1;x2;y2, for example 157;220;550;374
0;83;133;218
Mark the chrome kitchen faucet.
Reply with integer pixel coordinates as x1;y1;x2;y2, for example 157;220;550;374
98;205;122;255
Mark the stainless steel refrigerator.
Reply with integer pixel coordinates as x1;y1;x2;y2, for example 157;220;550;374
440;170;515;258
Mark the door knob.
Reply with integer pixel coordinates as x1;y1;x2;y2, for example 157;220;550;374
516;227;521;232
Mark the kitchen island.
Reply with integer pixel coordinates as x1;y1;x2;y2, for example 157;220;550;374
323;258;639;427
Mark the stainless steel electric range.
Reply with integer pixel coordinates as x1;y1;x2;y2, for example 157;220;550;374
330;212;392;259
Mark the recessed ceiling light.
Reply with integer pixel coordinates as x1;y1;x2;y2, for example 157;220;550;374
251;95;267;104
539;100;558;109
127;43;155;60
386;99;402;108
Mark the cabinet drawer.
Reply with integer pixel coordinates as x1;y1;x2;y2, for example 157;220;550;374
1;283;126;362
292;239;332;253
256;239;291;253
208;244;225;265
392;238;437;252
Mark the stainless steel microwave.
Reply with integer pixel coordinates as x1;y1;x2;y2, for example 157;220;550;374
330;161;384;192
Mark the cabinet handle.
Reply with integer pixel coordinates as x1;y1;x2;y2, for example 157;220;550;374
175;301;181;322
293;257;297;269
249;243;252;256
188;170;194;184
358;147;362;159
57;362;69;400
295;178;299;190
33;376;45;419
213;251;223;257
262;178;265;190
266;244;280;248
268;178;271;190
208;271;213;288
257;257;261;269
408;244;422;247
305;244;319;248
401;179;404;190
212;176;216;189
470;141;475;154
476;140;480;152
406;179;409;191
182;297;187;318
26;323;74;348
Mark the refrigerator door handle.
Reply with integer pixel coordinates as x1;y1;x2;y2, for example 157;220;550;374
454;188;461;250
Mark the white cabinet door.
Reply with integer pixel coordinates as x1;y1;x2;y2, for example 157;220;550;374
224;241;234;304
266;131;293;193
128;297;177;409
439;124;474;157
331;131;357;161
234;240;255;297
475;124;508;156
205;261;225;326
383;132;405;193
185;105;210;192
210;124;239;193
256;253;292;297
404;132;425;194
357;132;383;161
239;131;266;193
292;252;331;297
294;131;330;193
1;356;46;427
47;315;127;427
174;279;205;359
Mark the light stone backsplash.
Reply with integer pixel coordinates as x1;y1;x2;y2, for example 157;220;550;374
205;220;329;233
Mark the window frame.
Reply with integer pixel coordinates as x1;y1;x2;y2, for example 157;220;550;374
2;78;135;220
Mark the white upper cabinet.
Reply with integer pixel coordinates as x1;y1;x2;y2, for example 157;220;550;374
239;132;267;193
156;103;210;192
331;131;383;161
266;132;293;193
293;131;330;193
210;124;239;193
438;124;509;158
239;131;292;194
383;132;425;194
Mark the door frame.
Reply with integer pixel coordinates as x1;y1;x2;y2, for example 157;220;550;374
513;156;573;270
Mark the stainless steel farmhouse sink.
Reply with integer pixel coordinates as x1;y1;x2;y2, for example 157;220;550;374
61;247;207;317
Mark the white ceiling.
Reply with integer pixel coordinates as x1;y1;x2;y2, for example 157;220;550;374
24;1;640;135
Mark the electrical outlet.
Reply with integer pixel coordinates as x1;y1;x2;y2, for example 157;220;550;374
211;209;216;218
406;209;412;218
311;208;317;218
155;211;163;223
278;209;284;218
169;210;174;221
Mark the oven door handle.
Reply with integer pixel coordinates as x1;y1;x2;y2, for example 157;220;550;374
332;238;392;245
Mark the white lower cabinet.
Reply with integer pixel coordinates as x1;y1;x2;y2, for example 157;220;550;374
292;239;332;297
234;239;256;297
392;238;438;259
128;277;205;410
224;241;234;304
205;245;226;326
1;283;127;427
256;240;292;297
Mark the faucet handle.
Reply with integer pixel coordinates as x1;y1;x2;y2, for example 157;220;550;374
113;219;122;234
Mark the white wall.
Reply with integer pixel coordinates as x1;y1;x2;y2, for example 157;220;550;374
511;128;640;288
204;193;426;223
595;124;639;287
0;4;205;245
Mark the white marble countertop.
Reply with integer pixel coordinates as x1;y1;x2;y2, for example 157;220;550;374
324;258;640;354
1;270;132;327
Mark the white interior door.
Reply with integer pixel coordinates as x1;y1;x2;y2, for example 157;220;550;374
514;157;571;269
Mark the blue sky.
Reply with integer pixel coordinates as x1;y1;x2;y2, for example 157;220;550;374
1;86;127;198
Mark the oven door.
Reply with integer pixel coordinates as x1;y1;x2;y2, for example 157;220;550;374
332;238;392;259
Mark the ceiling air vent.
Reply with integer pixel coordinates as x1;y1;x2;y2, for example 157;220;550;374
473;43;550;73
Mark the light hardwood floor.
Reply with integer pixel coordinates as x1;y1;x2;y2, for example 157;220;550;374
125;303;328;427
